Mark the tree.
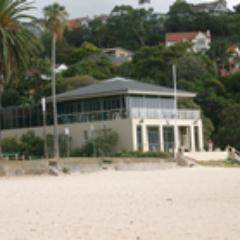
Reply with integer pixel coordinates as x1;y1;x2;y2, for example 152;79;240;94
215;105;240;150
128;43;190;86
0;0;39;157
63;58;115;79
65;42;101;65
139;0;151;4
43;3;68;160
234;4;240;13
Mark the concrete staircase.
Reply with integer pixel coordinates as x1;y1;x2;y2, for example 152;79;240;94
184;151;228;162
228;147;240;162
180;147;240;163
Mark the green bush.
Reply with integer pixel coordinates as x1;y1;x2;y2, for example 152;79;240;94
20;131;44;159
2;137;21;153
46;134;71;158
71;142;95;157
71;128;119;157
112;150;172;159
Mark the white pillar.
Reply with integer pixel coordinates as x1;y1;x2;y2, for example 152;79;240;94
132;122;138;151
190;125;196;152
142;124;148;152
174;124;179;155
198;121;204;151
160;125;164;152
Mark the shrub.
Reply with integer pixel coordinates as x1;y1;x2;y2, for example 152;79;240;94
71;142;95;157
20;131;44;159
71;128;119;157
94;128;119;156
2;137;21;153
46;134;72;158
112;150;172;159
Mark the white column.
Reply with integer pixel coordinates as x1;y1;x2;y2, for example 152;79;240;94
142;124;148;152
190;125;196;152
198;121;204;151
132;122;138;151
160;125;164;152
174;124;179;155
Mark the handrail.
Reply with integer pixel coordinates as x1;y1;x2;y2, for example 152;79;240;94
130;108;201;120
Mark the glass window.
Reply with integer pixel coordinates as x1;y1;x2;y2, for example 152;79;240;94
163;127;174;152
136;126;143;151
148;127;160;152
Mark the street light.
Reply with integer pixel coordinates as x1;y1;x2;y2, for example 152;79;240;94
172;64;179;159
41;97;48;159
90;125;97;157
64;127;70;158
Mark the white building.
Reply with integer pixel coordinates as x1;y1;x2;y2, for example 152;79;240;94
165;31;211;53
2;77;204;153
191;0;229;15
103;48;133;65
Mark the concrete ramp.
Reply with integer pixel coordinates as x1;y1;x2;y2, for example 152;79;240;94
184;151;228;162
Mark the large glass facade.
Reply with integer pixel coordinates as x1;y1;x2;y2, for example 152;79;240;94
1;95;126;130
1;93;197;130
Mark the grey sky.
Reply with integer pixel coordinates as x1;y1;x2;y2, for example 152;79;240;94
32;0;238;18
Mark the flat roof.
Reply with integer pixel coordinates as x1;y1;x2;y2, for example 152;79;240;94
54;77;196;101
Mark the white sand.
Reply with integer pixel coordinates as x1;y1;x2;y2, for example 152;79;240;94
0;167;240;240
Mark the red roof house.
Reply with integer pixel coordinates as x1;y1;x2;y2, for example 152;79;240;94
165;31;211;52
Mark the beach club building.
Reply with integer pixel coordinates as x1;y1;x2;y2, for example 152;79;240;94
2;77;204;153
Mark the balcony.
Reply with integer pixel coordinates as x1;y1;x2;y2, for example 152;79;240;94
129;108;201;120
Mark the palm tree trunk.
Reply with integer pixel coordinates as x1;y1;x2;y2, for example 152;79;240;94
51;33;59;160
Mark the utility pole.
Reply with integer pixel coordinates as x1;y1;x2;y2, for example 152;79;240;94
64;127;70;158
41;98;48;159
172;64;179;159
51;33;59;161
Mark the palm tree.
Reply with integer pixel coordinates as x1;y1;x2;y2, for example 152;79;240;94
43;3;68;161
0;0;39;157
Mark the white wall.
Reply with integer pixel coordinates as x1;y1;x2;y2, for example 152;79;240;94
2;118;204;153
2;119;134;152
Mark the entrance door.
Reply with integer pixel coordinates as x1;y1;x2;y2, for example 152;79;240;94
147;127;160;152
163;127;174;152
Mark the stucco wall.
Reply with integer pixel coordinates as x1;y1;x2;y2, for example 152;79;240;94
2;119;134;152
2;118;204;153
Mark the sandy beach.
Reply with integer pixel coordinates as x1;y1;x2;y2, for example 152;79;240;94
0;167;240;240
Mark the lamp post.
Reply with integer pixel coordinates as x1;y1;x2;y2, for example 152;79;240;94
172;64;179;159
41;98;48;159
90;125;97;157
52;34;60;161
64;127;70;158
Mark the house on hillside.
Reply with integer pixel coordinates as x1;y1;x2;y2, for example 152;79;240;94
2;77;204;153
165;31;211;53
220;46;240;77
191;0;229;15
67;17;90;29
102;48;133;65
55;64;68;74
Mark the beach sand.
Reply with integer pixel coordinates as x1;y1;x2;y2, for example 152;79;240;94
0;167;240;240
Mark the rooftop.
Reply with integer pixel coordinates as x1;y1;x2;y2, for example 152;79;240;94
166;31;210;42
191;0;228;13
55;77;196;101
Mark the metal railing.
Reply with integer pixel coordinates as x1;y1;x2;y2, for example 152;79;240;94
129;108;201;120
57;108;201;124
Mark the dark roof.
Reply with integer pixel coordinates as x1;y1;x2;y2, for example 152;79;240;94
55;77;196;101
192;0;228;13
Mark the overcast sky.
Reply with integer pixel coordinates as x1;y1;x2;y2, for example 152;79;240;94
32;0;238;18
